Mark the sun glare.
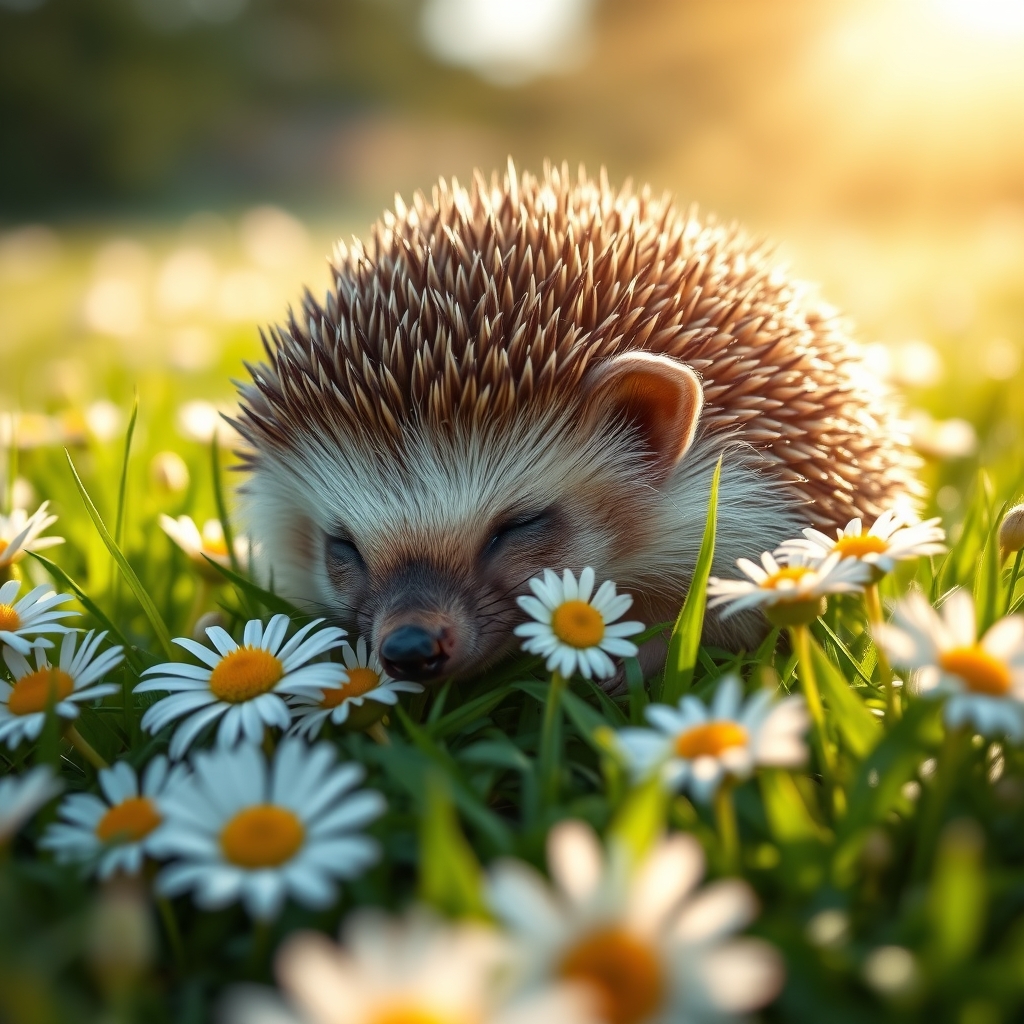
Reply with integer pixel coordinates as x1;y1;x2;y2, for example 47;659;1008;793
936;0;1024;36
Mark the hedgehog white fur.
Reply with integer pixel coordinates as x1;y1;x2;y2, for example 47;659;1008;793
235;160;918;683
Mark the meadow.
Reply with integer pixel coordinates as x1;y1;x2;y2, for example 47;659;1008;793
1;205;1024;1024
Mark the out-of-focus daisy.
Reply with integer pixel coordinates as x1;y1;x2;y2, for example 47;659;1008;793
159;514;250;580
487;820;783;1024
0;501;64;568
0;631;123;749
136;615;347;760
778;511;946;580
0;765;63;843
271;907;598;1024
514;568;644;680
289;636;423;738
40;756;187;878
0;579;77;654
615;675;809;803
874;589;1024;739
151;739;385;920
707;551;871;626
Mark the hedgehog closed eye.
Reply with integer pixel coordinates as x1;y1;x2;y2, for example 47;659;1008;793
484;509;554;554
327;535;364;567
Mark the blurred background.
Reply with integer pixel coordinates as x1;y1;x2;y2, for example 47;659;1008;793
2;0;1024;513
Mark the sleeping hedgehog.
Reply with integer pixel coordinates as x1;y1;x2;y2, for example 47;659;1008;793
234;161;918;684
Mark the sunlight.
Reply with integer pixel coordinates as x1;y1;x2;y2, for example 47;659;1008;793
936;0;1024;37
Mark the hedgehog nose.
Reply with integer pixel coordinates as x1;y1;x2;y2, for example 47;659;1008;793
379;624;449;682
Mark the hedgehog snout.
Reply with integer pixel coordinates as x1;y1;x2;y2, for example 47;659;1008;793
378;622;453;682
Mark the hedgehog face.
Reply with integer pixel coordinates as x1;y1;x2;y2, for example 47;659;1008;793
240;353;704;683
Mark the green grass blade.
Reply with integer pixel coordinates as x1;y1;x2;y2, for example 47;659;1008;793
809;634;880;760
201;555;302;618
29;552;147;674
114;392;138;550
65;449;176;661
661;456;721;704
211;434;242;574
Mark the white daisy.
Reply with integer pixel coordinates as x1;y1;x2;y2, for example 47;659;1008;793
289;636;423;739
707;551;871;625
0;765;63;843
150;738;385;920
615;675;809;803
487;820;784;1024
0;501;64;568
0;579;77;655
514;568;645;680
0;631;123;750
270;907;599;1024
136;615;347;760
159;514;250;581
778;510;946;579
39;755;188;878
873;589;1024;739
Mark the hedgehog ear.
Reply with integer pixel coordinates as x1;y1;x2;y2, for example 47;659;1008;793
582;352;704;482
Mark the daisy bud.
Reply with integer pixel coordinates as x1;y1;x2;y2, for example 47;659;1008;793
150;451;190;494
999;503;1024;555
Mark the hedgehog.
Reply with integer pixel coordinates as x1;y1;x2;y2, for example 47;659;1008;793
234;160;918;685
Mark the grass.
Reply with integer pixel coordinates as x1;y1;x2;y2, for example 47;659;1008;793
1;214;1024;1024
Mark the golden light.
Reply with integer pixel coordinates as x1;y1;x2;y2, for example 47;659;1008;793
936;0;1024;37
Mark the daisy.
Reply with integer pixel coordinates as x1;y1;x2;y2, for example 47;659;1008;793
615;675;809;802
0;631;123;750
778;510;946;580
289;636;423;738
0;501;64;568
514;568;645;680
874;589;1024;739
487;820;784;1024
0;765;63;843
0;579;77;655
159;514;250;581
707;551;871;626
270;908;599;1024
39;755;187;878
150;738;385;920
136;615;347;760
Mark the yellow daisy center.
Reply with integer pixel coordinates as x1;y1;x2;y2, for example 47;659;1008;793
96;797;162;844
763;565;815;589
834;533;889;558
551;600;605;649
204;537;229;557
322;667;380;708
560;926;664;1024
674;721;748;759
220;805;305;868
939;645;1011;696
7;667;75;716
0;603;22;632
371;1007;455;1024
208;647;284;703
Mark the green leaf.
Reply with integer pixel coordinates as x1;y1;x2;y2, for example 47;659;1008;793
417;773;488;918
607;775;667;866
760;769;827;844
201;555;302;618
809;633;880;760
927;819;986;968
661;457;721;704
426;682;519;740
29;552;147;674
113;391;138;550
65;449;175;662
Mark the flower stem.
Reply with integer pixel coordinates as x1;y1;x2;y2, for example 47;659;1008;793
1007;548;1024;614
187;577;212;636
864;584;900;722
65;724;109;770
713;780;739;874
911;724;965;882
367;721;391;745
539;670;567;806
157;897;185;974
789;625;837;800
